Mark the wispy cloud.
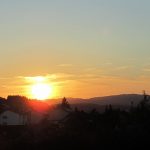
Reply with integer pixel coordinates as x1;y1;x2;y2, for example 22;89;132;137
1;68;150;98
113;65;132;71
143;68;150;72
57;64;73;67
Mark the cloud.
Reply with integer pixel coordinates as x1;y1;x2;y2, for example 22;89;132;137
112;65;132;71
1;68;150;98
57;64;73;67
143;68;150;72
104;62;113;66
0;77;11;80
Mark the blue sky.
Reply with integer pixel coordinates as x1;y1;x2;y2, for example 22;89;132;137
0;0;150;98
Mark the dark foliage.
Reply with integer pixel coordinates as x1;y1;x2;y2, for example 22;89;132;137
0;94;150;150
61;97;71;110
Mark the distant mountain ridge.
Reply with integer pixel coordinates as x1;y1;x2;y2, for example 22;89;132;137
88;94;144;106
46;94;145;106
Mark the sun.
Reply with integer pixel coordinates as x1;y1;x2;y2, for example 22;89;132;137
26;76;55;100
31;83;52;100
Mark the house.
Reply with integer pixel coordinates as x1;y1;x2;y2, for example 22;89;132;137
0;110;29;126
0;107;71;125
29;98;72;124
29;111;46;124
0;96;72;125
47;105;71;123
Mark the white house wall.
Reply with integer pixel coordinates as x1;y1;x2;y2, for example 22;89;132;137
0;111;27;125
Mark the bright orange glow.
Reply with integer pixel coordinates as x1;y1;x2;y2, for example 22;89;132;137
27;76;54;100
31;83;53;100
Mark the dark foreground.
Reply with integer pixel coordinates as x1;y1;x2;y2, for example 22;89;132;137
1;95;150;150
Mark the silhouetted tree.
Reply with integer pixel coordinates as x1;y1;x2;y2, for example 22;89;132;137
7;95;30;113
61;97;71;110
74;107;79;112
130;101;134;112
138;91;150;111
105;105;109;113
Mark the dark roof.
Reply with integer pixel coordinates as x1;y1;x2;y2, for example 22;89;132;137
0;108;30;115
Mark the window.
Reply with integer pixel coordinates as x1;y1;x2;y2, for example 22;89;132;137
2;122;7;126
2;116;8;119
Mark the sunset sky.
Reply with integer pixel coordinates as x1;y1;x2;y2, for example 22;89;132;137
0;0;150;99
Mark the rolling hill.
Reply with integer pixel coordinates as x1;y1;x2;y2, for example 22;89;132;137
46;94;145;106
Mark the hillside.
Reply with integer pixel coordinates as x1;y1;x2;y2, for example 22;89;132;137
88;94;144;106
46;94;145;106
